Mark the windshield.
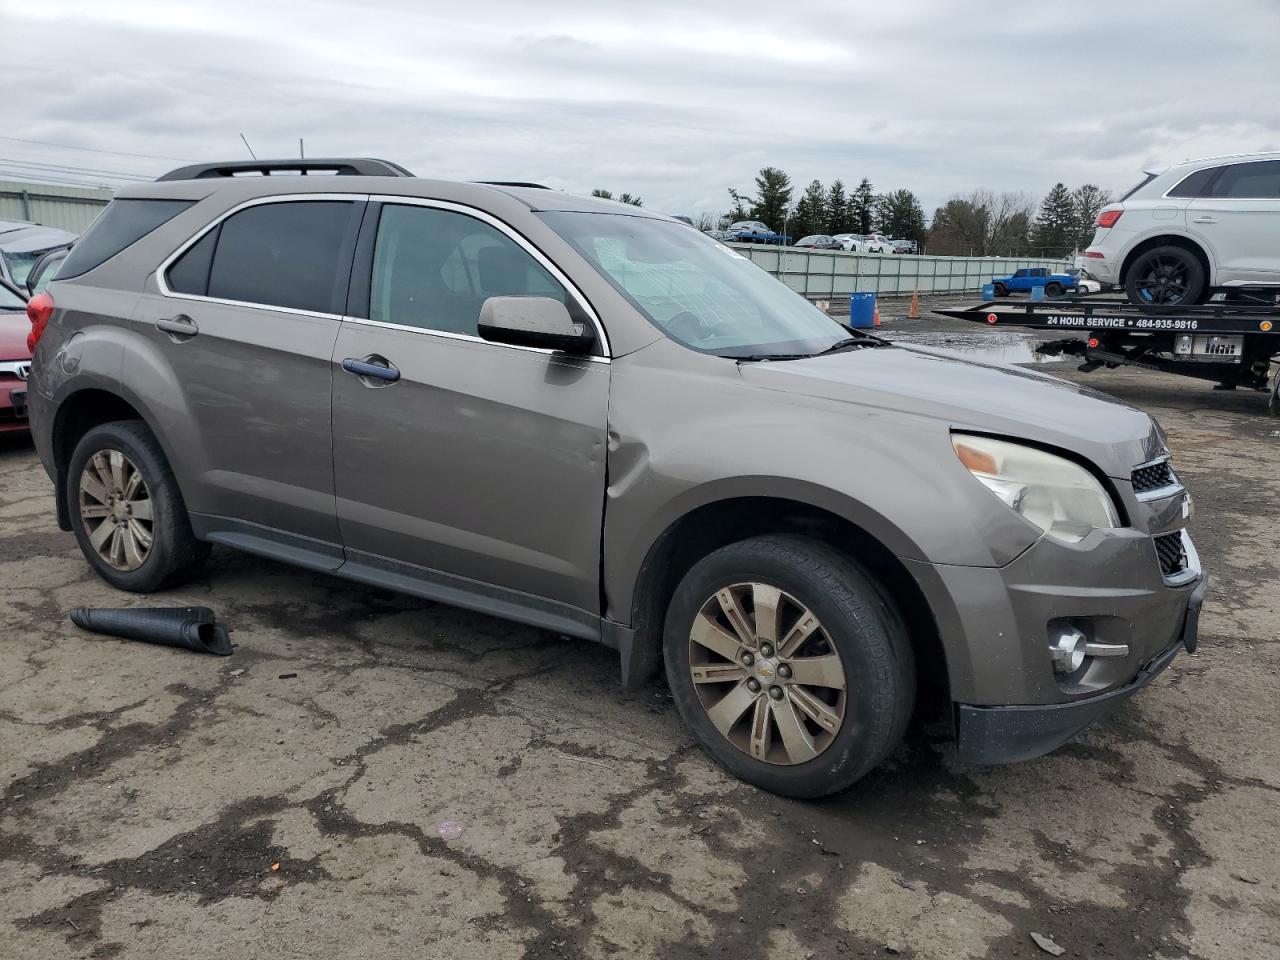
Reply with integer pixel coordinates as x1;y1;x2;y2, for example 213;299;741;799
1;249;45;286
540;212;850;358
0;281;25;311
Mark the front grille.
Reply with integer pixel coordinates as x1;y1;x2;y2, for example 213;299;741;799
1154;532;1187;577
1132;459;1176;494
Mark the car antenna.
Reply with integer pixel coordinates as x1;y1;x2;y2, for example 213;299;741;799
239;132;258;160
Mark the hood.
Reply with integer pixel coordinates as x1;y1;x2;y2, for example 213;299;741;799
0;222;77;254
0;311;30;361
738;344;1164;479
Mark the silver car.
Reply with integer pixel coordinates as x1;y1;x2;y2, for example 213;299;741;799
0;220;77;289
27;158;1204;798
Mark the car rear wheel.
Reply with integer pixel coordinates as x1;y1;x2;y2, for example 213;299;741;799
1125;245;1206;305
1044;281;1064;298
663;535;915;799
67;420;210;593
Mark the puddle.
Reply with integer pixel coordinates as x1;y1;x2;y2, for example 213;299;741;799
881;330;1064;366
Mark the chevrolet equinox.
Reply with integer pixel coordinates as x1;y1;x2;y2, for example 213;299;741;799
26;158;1205;798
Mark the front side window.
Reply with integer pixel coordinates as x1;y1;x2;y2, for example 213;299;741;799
1207;160;1280;199
541;211;849;358
370;204;567;336
0;281;24;310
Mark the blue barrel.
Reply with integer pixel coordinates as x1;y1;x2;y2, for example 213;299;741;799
982;283;996;300
1030;284;1046;301
849;292;876;329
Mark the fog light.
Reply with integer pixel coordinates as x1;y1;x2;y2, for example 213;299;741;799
1049;626;1088;674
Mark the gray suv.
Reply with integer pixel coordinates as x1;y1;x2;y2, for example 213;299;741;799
26;158;1205;798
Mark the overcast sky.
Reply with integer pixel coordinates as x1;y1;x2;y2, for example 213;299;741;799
2;0;1277;220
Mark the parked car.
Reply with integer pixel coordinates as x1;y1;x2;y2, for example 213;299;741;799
0;277;31;434
891;240;916;255
865;234;894;254
27;158;1204;799
704;229;736;243
992;267;1079;298
0;220;77;289
831;233;880;254
727;220;790;245
1083;152;1280;304
793;235;843;250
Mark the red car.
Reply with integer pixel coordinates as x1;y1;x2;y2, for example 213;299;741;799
0;278;31;434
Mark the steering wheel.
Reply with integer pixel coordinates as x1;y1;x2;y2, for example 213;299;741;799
666;311;712;342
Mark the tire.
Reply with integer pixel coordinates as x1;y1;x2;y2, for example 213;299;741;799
1124;245;1206;305
993;282;1009;297
67;420;210;593
663;535;915;799
1044;281;1064;298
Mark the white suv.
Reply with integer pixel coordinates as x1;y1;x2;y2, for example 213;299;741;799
1082;152;1280;304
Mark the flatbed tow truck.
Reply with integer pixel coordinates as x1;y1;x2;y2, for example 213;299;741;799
936;293;1280;415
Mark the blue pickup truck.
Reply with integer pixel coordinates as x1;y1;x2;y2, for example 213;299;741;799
992;267;1077;298
726;220;791;245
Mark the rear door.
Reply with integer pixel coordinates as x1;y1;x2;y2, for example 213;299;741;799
331;198;609;618
128;195;365;556
1186;160;1280;283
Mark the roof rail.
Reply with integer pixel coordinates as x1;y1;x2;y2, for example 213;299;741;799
156;158;414;182
477;181;551;189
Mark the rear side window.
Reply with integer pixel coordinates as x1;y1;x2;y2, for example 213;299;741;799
1118;173;1157;202
168;201;359;313
1207;160;1280;199
1167;167;1220;198
57;199;193;279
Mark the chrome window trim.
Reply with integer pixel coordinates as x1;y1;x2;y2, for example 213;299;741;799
1162;157;1280;200
155;192;367;321
367;194;611;358
339;314;608;365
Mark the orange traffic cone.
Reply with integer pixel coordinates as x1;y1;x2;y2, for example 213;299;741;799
908;289;920;319
873;304;881;327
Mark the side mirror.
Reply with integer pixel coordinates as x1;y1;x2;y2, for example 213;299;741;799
478;296;595;353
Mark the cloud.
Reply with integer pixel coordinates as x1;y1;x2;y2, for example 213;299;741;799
1;0;1276;219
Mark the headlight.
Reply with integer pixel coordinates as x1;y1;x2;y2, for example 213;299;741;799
951;434;1121;543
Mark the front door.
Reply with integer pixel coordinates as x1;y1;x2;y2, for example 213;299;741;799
128;197;365;551
331;200;609;618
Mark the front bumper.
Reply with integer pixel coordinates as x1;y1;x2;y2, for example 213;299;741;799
955;576;1204;764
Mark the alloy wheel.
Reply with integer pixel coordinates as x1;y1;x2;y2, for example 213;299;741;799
79;449;154;571
1135;255;1190;304
688;582;847;765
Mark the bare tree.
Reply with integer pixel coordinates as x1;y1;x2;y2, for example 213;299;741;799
694;212;715;231
929;189;1036;257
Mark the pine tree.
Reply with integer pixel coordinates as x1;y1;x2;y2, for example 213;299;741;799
1031;183;1076;257
726;188;751;222
876;189;927;244
751;167;793;232
825;179;849;234
792;179;827;238
850;178;876;234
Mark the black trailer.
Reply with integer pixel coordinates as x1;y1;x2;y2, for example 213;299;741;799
935;295;1280;414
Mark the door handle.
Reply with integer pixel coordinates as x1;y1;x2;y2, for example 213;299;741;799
1192;217;1217;224
342;356;401;384
156;314;198;338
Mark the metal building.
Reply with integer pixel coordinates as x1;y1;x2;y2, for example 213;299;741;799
0;180;112;234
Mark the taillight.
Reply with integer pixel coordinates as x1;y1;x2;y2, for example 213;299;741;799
26;291;54;354
1096;209;1123;229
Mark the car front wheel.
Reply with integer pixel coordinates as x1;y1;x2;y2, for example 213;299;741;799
663;535;915;799
993;282;1008;297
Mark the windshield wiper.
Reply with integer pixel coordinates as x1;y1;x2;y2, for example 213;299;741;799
733;334;888;363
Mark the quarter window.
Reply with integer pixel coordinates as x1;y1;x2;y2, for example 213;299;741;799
370;204;567;336
1167;167;1220;198
1206;161;1280;199
168;200;359;313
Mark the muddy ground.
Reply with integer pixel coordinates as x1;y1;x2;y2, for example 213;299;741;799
2;300;1278;959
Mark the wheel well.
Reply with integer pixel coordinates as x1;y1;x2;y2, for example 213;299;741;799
50;390;144;529
1120;234;1211;287
628;497;950;721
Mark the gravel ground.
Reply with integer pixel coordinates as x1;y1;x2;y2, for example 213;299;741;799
2;301;1278;960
